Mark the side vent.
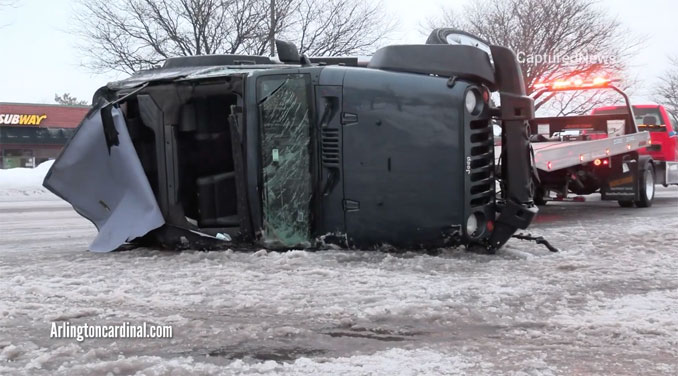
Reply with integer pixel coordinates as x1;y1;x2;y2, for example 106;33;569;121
468;119;494;207
322;128;340;167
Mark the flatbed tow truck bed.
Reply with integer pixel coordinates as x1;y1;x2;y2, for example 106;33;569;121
531;132;650;171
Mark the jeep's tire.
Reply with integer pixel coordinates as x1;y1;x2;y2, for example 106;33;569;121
618;200;634;207
635;162;655;208
534;187;547;206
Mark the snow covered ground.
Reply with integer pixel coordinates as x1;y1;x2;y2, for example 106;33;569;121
1;164;677;375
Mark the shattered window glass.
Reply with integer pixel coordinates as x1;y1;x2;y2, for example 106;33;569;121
257;74;313;247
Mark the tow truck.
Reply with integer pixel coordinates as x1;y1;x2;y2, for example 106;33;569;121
43;29;540;253
527;78;678;207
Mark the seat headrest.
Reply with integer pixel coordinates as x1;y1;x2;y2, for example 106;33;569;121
642;115;658;125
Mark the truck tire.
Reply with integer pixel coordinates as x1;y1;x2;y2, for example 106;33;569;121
635;162;655;208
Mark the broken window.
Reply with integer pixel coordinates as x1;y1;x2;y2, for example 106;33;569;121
257;74;313;247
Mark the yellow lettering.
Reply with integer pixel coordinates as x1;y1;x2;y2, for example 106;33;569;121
609;175;633;187
1;114;46;126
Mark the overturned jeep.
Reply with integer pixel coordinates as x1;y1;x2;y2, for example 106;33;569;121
44;29;537;252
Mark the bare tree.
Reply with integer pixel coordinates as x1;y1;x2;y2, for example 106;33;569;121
427;0;638;115
654;56;678;120
76;0;393;74
54;93;89;106
290;0;390;56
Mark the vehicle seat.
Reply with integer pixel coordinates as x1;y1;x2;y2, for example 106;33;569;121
642;115;658;126
196;172;239;227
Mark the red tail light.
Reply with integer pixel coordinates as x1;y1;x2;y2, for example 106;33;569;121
594;158;609;166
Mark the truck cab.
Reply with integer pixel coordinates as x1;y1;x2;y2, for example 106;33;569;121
592;104;678;162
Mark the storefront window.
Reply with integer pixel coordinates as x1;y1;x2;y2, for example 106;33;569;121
1;149;35;168
1;127;76;168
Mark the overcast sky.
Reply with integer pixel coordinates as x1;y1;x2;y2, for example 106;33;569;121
0;0;675;104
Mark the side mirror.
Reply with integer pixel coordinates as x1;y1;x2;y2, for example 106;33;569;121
275;40;300;63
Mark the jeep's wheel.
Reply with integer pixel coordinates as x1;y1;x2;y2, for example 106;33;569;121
635;163;655;208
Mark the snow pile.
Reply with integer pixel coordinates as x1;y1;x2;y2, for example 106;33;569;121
0;160;54;187
0;160;58;200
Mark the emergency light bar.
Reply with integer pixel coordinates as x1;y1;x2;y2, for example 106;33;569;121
533;77;614;92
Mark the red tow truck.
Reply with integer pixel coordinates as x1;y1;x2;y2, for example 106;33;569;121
524;77;678;207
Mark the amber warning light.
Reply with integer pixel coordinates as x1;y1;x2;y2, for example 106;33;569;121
533;77;614;91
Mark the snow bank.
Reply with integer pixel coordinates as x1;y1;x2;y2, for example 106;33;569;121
0;160;58;201
0;160;54;187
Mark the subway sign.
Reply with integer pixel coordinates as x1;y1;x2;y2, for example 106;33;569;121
0;113;47;126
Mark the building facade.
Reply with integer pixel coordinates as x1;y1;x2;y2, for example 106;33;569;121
0;103;89;169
